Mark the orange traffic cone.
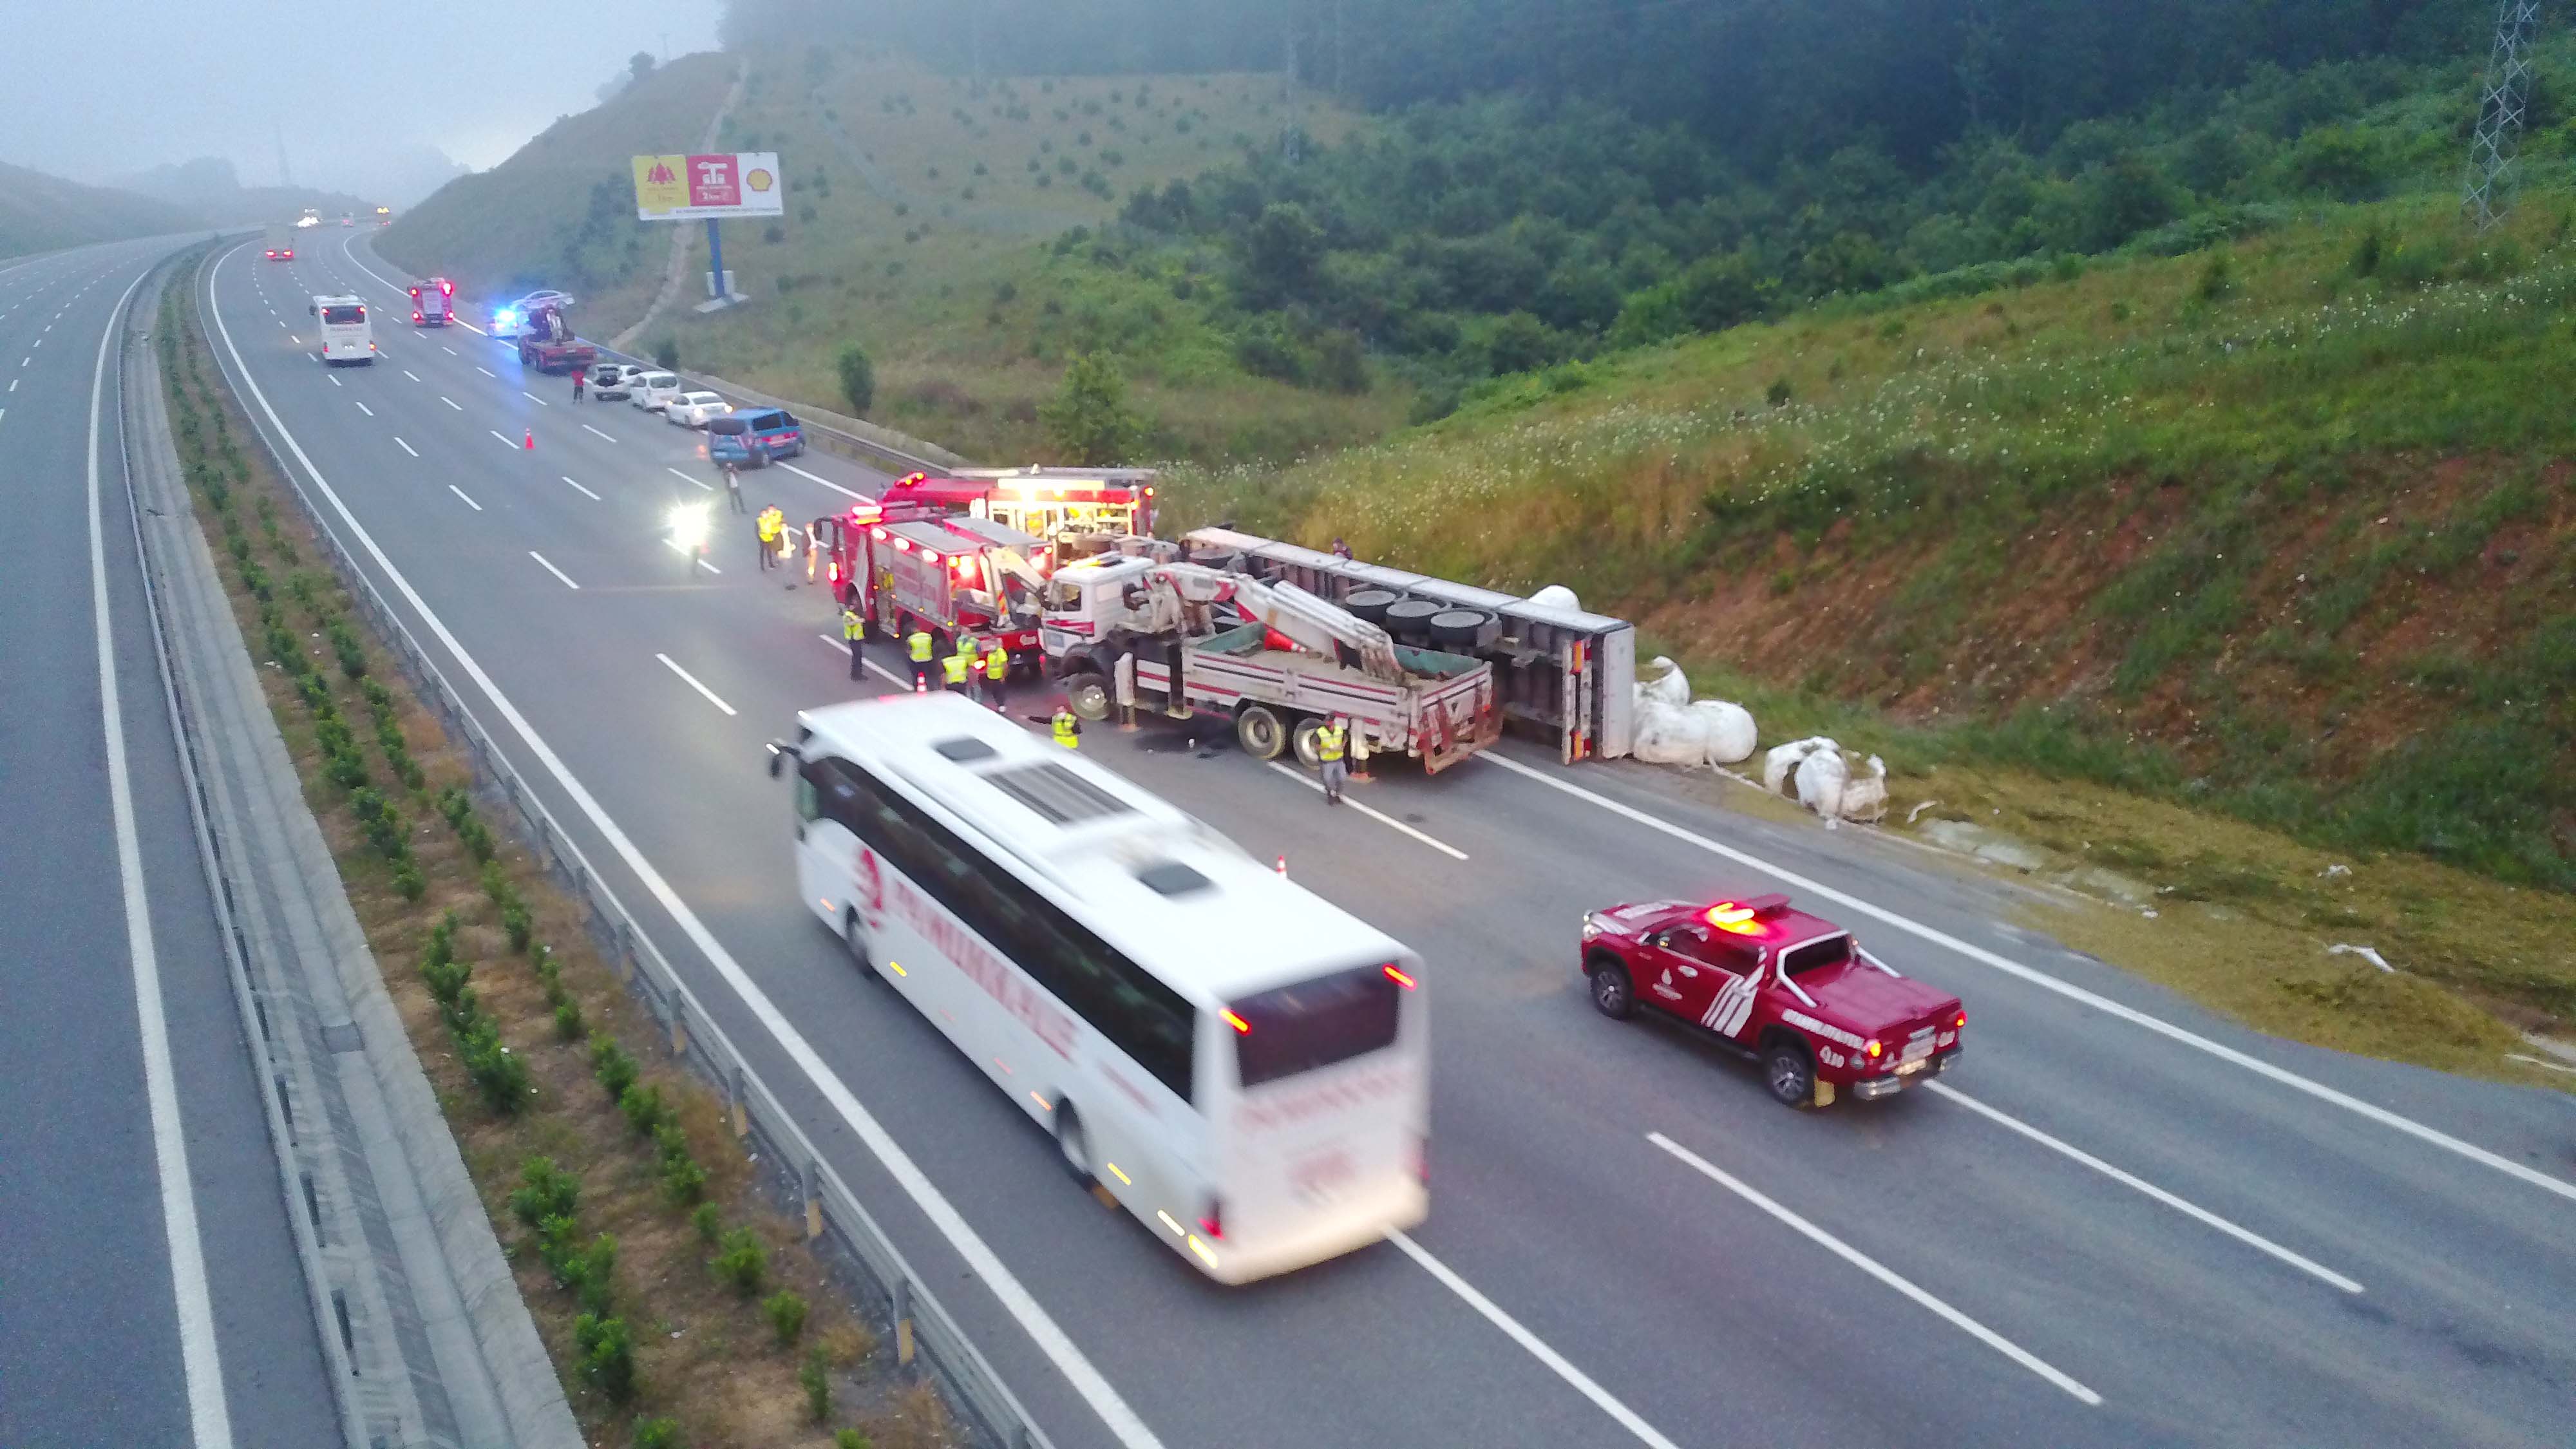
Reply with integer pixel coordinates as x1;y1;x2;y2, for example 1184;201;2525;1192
523;428;534;450
1274;855;1287;877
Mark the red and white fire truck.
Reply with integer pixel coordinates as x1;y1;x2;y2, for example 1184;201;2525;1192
808;500;1055;674
875;468;1157;557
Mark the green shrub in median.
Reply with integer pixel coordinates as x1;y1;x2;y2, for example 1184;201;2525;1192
800;1343;831;1422
835;1432;871;1449
573;1313;637;1403
764;1289;808;1347
553;999;586;1042
509;1156;582;1229
634;1419;683;1449
591;1034;639;1105
690;1202;722;1244
457;1016;529;1114
620;1083;668;1138
711;1226;767;1297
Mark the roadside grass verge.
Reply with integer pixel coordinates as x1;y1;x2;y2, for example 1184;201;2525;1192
163;254;958;1448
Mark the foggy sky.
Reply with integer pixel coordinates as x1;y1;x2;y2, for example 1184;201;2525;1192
1;0;721;200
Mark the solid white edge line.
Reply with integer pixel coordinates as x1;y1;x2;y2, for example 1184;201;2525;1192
1262;761;1469;860
91;258;236;1446
395;437;418;457
1384;1230;1683;1449
1481;752;2576;1205
1922;1083;2363;1293
582;422;616;442
528;552;580;590
668;466;715;491
777;459;866;499
447;484;482;511
207;242;1169;1449
655;654;738;715
1645;1133;2102;1405
560;475;601;501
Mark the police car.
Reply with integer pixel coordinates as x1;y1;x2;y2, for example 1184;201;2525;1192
1581;894;1963;1106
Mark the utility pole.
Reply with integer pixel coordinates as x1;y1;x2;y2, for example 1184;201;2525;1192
2464;0;2544;232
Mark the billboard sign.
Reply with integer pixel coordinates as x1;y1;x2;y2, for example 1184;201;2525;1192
632;152;784;220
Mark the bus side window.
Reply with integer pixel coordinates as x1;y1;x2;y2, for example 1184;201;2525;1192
794;765;822;824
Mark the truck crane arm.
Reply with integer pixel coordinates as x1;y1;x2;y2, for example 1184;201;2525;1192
1132;562;1405;683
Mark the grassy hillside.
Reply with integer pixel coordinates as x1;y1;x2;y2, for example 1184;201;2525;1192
1170;196;2576;901
0;160;198;259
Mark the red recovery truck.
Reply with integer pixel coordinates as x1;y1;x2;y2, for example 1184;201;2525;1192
875;469;1158;562
807;500;1054;676
514;301;596;374
408;278;454;327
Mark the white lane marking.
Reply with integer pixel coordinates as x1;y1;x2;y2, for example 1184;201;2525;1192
442;345;457;355
822;634;920;690
19;356;28;367
6;379;14;392
661;538;723;573
439;395;461;410
1484;753;2576;1206
522;390;549;407
528;553;580;590
327;375;341;388
402;369;421;382
668;466;714;492
448;484;482;511
353;401;373;417
87;261;237;1448
475;365;495;377
208;263;1168;1449
1922;1083;2363;1293
778;459;866;500
395;437;418;457
1647;1132;2101;1405
276;321;286;328
581;422;616;442
1385;1230;1683;1449
559;475;601;501
1262;761;1470;860
490;430;519;450
656;654;737;715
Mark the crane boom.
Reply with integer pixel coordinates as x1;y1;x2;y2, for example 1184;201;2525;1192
1126;562;1405;682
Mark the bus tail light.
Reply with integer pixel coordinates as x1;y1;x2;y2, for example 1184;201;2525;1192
1221;1009;1250;1034
1383;964;1416;990
1198;1199;1224;1240
1411;1136;1429;1184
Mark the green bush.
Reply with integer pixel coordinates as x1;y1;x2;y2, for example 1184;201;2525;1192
591;1036;639;1104
571;1232;618;1315
1039;353;1144;465
836;1432;871;1449
660;1153;707;1207
458;1018;530;1114
711;1226;768;1297
480;860;515;908
509;1156;581;1228
619;1083;668;1138
690;1202;723;1243
764;1290;809;1346
574;1314;636;1403
390;863;426;902
652;337;679;370
633;1419;682;1449
800;1344;831;1423
553;999;586;1042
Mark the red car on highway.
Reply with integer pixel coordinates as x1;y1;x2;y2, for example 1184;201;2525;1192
1581;893;1963;1106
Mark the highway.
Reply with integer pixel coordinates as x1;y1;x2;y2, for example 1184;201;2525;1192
0;238;341;1447
207;224;2576;1449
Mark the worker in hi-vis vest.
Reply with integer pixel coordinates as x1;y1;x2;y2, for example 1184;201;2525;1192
981;639;1009;710
1315;716;1349;805
755;506;784;571
840;605;866;681
1052;705;1081;750
942;638;975;694
906;627;934;692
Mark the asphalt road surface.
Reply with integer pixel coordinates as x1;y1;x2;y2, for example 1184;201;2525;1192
0;238;341;1448
200;226;2576;1449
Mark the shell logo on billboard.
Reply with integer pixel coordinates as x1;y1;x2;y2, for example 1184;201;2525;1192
746;166;776;195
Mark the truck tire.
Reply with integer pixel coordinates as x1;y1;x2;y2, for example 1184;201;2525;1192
1383;598;1443;641
1428;609;1493;649
1587;957;1636;1019
1064;672;1113;721
1345;589;1399;624
1291;715;1324;768
1763;1037;1817;1108
1236;705;1287;760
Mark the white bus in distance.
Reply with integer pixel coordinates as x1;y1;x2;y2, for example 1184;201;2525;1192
308;294;374;365
770;693;1429;1283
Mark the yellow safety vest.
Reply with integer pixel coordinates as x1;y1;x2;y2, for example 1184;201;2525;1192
907;630;933;663
1316;725;1347;762
757;511;782;542
1052;711;1079;749
942;652;971;684
841;609;864;641
984;647;1008;681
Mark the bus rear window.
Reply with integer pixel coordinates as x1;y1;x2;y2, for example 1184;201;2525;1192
1230;963;1400;1089
321;305;365;325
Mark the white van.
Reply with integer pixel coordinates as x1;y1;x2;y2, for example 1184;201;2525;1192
309;294;374;366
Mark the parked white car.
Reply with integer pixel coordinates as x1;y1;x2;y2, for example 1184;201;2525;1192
665;391;733;428
628;371;683;411
589;363;634;401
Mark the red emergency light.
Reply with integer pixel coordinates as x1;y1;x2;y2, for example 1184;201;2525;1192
1704;893;1793;936
440;279;453;296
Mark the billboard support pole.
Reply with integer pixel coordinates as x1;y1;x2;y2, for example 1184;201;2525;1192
705;218;725;301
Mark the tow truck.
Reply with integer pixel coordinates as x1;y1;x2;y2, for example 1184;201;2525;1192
808;501;1054;674
511;299;596;374
1580;895;1964;1107
874;468;1157;562
1040;556;1501;772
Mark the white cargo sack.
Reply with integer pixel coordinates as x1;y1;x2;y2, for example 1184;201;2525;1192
1839;755;1888;824
1691;700;1758;765
1529;584;1582;611
1638;656;1690;708
1794;748;1851;824
1763;736;1837;795
1630;700;1714;765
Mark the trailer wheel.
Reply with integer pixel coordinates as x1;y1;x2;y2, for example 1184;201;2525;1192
1236;705;1287;761
1064;672;1113;722
1291;715;1325;768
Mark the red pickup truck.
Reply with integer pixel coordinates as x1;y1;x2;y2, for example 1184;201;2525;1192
1580;893;1963;1107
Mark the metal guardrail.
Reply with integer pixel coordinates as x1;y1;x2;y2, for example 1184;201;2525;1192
220;294;1059;1449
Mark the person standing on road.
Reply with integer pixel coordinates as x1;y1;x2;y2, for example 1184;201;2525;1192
841;603;867;681
1315;715;1349;805
981;638;1010;711
756;506;784;571
906;626;934;692
943;636;976;696
1052;704;1082;750
721;458;744;513
571;365;586;402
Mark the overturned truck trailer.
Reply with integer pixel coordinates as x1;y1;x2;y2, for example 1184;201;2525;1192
1180;527;1635;762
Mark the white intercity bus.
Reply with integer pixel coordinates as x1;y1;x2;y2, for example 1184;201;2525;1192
770;693;1429;1282
309;294;374;365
